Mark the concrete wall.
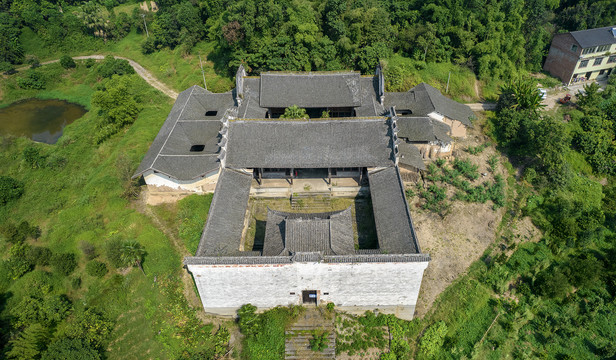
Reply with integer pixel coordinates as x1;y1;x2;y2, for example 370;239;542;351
187;260;429;320
143;169;220;193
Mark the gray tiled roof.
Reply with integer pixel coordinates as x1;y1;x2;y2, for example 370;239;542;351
226;118;393;168
368;167;420;254
398;142;426;170
237;77;268;119
195;169;253;256
570;26;616;48
224;119;395;169
133;85;234;180
262;208;355;256
259;72;362;108
183;253;430;265
354;77;386;117
385;83;474;126
396;117;452;143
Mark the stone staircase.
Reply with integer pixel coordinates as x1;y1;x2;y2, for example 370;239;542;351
285;308;336;359
290;192;332;210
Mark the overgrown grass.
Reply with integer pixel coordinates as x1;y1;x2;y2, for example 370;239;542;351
0;63;223;358
383;54;479;102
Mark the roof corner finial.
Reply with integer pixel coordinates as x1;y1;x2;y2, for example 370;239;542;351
236;65;247;105
376;62;385;105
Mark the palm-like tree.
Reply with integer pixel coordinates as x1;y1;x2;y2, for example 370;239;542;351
121;240;146;275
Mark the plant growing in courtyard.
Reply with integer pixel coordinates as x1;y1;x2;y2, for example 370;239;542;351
310;330;329;351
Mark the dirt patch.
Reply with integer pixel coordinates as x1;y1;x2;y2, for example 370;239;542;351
410;115;541;318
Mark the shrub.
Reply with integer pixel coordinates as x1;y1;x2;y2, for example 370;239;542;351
141;37;156;55
419;321;448;357
237;304;259;337
59;55;76;69
86;261;108;278
41;338;101;360
23;146;46;168
309;330;329;351
95;56;134;78
0;61;14;72
104;239;125;268
534;268;570;298
0;176;24;205
17;70;45;89
25;55;40;68
80;241;97;260
280;105;308;119
84;58;96;68
71;277;82;289
50;253;77;276
26;246;53;266
7;242;34;279
453;158;479;180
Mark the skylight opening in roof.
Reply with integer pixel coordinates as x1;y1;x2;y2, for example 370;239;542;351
190;145;206;152
205;110;218;116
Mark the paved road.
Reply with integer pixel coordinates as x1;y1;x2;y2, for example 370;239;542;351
25;55;179;99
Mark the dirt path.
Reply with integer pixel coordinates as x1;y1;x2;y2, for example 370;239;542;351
467;102;497;111
21;55;179;99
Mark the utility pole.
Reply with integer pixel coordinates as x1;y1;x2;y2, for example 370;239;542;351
446;71;451;94
199;54;207;90
141;14;149;38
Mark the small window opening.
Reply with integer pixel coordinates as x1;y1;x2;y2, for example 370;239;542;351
323;292;329;295
290;292;296;295
205;110;218;116
190;144;205;152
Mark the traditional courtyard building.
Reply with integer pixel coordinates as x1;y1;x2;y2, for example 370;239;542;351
134;66;474;319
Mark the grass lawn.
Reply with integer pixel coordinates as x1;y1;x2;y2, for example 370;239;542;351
0;61;222;358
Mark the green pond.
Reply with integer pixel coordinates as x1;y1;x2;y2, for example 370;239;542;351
0;98;87;144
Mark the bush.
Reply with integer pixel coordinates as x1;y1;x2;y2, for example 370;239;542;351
453;158;480;180
0;176;24;205
84;58;96;68
41;338;101;360
17;70;45;89
25;55;40;68
309;330;329;351
534;268;570;298
23;145;46;168
141;37;156;55
86;261;108;278
59;55;76;69
71;276;82;289
105;239;125;268
95;56;134;78
26;246;53;266
50;253;77;276
80;241;97;260
237;304;260;337
419;321;448;357
0;61;14;72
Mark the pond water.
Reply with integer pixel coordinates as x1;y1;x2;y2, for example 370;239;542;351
0;98;87;144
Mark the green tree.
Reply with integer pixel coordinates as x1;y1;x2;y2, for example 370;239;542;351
50;253;78;276
280;105;308;119
59;308;112;350
59;55;76;69
91;75;141;143
41;338;101;360
0;176;24;205
86;261;108;278
120;240;146;274
6;324;47;360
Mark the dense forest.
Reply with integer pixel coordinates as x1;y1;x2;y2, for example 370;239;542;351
1;0;616;78
1;0;616;359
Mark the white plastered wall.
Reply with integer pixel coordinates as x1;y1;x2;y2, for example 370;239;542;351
187;260;429;320
143;169;220;193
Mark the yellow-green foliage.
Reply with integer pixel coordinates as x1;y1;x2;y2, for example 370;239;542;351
382;54;478;102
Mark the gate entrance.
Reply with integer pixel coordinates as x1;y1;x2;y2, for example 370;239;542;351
302;290;318;304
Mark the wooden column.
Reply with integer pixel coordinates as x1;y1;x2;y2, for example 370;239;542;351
258;168;262;185
290;168;294;185
328;168;331;185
